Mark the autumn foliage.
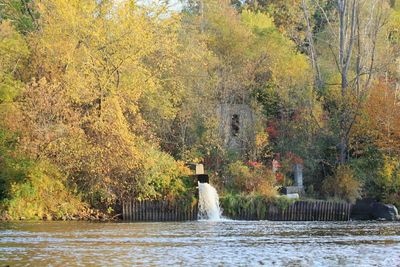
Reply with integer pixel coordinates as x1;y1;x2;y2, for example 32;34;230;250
1;0;400;219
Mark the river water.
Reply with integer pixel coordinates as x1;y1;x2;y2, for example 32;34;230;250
1;220;399;266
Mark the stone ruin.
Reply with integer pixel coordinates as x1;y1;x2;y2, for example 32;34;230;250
216;103;255;153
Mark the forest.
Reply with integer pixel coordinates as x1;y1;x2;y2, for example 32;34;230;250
0;0;399;220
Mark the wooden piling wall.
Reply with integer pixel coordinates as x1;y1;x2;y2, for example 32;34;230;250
122;199;352;222
223;200;352;221
122;199;198;221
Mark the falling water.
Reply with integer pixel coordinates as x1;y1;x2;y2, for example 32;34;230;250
198;182;222;220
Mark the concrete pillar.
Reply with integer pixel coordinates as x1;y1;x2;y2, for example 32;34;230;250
293;164;303;187
195;164;204;175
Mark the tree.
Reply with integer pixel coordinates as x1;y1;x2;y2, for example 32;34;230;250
353;81;400;157
239;0;307;47
0;0;39;34
15;0;192;205
302;0;391;164
179;0;314;168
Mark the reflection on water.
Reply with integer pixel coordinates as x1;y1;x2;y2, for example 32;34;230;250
1;221;400;266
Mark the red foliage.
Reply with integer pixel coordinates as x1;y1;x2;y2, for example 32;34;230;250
285;151;304;164
266;121;279;139
275;172;284;183
272;159;281;169
246;161;262;168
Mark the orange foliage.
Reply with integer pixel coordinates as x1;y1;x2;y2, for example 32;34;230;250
363;81;400;155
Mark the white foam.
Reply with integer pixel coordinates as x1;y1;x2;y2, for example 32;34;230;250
198;182;222;221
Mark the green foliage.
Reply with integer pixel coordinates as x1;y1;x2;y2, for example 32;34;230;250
1;160;85;220
0;0;39;34
253;85;281;119
0;128;84;220
220;192;294;218
352;155;400;209
140;147;193;200
273;195;296;210
378;157;400;208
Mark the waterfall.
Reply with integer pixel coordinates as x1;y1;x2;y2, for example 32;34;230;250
198;182;222;220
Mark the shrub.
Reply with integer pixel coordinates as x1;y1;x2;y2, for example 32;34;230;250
322;165;361;203
226;161;277;197
140;147;192;201
220;192;294;219
351;155;400;209
377;157;400;209
1;160;85;220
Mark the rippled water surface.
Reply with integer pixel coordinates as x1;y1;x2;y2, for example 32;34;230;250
1;220;400;266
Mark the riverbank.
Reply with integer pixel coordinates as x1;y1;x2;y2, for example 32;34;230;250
0;207;121;222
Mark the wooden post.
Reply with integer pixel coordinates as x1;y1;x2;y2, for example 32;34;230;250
312;201;316;221
141;200;144;221
300;201;304;221
341;202;345;221
190;202;193;221
298;202;301;221
122;201;126;221
135;200;138;221
341;202;346;221
133;200;136;221
320;201;324;221
134;200;136;221
157;201;160;221
188;202;192;221
151;201;155;221
150;200;153;221
323;201;327;221
160;201;164;221
126;201;129;221
327;202;331;221
296;202;300;221
140;200;144;222
133;200;137;221
299;201;303;221
326;202;330;221
145;200;148;221
146;200;150;221
346;202;350;221
318;201;323;221
168;200;172;221
132;200;135;221
333;202;336;221
134;199;137;221
128;200;131;221
174;202;177;221
152;201;155;221
335;203;339;221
